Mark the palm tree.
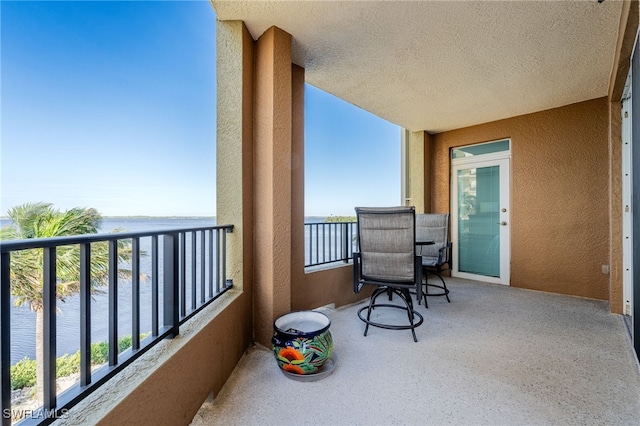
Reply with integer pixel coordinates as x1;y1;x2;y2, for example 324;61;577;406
0;202;132;402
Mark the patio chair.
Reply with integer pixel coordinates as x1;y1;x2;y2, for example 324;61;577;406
353;206;424;342
415;213;452;308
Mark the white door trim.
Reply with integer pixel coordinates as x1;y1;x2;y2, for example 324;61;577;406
623;74;634;317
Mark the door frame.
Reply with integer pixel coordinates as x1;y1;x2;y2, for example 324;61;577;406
622;76;634;319
451;150;511;285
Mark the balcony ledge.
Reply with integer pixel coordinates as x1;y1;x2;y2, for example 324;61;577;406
56;288;244;425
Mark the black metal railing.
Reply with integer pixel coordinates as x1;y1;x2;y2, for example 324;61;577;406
304;222;357;267
0;225;233;425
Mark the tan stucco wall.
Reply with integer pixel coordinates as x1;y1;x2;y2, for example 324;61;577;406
407;131;427;212
292;265;372;311
217;21;255;298
432;98;610;300
94;294;252;426
250;24;369;343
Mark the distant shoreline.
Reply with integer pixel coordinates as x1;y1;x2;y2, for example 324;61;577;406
102;216;216;219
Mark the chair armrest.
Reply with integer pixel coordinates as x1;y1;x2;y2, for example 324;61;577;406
437;242;453;265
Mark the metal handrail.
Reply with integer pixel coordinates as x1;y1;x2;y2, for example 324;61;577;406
304;222;357;267
0;224;233;425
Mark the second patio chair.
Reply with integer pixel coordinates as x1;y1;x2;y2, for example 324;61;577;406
416;213;452;308
353;206;424;342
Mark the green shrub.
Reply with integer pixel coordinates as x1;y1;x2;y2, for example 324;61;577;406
11;333;151;390
11;357;36;389
118;335;133;352
90;341;109;365
326;215;356;222
56;352;81;377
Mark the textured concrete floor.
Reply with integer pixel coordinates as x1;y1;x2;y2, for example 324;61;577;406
191;278;640;426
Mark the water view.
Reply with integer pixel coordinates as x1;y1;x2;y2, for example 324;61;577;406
2;216;330;365
4;217;216;365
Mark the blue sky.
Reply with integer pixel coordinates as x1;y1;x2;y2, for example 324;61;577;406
1;1;400;217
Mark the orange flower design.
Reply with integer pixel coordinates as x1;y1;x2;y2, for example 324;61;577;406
279;346;304;362
282;364;305;375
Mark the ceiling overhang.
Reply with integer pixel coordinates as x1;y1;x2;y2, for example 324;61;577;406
213;1;624;133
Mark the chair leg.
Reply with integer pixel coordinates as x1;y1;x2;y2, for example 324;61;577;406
423;270;450;305
397;289;418;342
364;288;384;336
432;273;451;303
423;280;429;309
357;287;423;342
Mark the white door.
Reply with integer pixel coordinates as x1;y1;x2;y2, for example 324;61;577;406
451;155;510;285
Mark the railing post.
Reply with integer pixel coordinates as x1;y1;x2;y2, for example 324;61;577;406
352;222;357;258
200;231;205;304
43;247;57;411
191;231;196;311
223;227;232;289
314;224;319;265
80;243;91;386
215;230;221;293
341;223;349;263
208;230;214;297
151;235;159;337
132;237;140;351
108;240;118;366
179;233;186;318
1;252;11;426
163;233;179;338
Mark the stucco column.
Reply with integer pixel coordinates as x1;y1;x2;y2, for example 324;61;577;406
217;20;254;296
407;130;432;213
290;65;306;305
254;26;293;346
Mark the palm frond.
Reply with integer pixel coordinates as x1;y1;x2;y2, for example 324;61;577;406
0;225;20;241
6;203;134;307
6;202;53;239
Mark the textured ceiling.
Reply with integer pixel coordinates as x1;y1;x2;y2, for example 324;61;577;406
213;1;623;133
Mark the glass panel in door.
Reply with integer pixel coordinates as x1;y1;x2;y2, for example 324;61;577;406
457;165;500;277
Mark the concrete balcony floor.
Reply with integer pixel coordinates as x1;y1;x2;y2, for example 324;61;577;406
191;278;640;425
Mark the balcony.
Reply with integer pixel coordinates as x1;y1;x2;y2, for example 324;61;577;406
2;218;639;424
191;277;640;425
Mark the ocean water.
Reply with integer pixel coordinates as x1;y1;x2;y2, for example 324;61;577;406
3;217;217;364
2;216;328;364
